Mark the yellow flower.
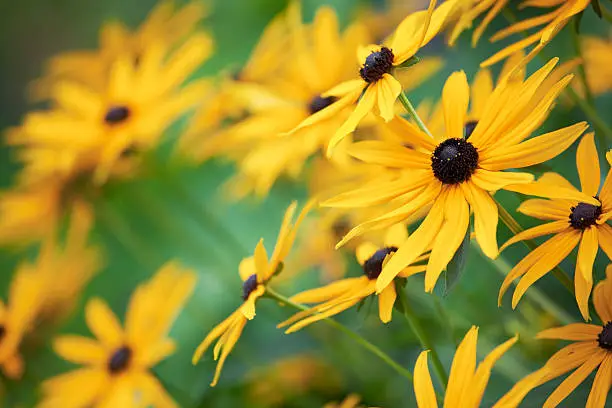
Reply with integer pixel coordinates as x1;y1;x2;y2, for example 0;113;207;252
499;133;612;320
448;0;590;67
0;264;44;379
414;326;518;408
192;201;311;386
497;265;612;408
582;35;612;95
40;263;196;408
324;59;589;295
15;32;212;185
304;0;459;155
31;0;208;96
278;224;428;332
324;394;364;408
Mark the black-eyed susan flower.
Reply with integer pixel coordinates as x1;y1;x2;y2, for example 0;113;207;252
0;265;44;379
300;0;459;155
497;265;612;408
499;133;612;320
40;263;196;407
31;0;208;96
324;59;590;295
278;223;428;333
192;201;311;386
414;326;518;408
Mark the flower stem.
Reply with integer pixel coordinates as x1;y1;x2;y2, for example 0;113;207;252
398;91;433;137
570;18;594;107
495;199;574;295
264;286;416;384
397;287;448;391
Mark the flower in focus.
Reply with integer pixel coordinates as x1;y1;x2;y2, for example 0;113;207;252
414;326;518;408
449;0;590;67
0;265;44;379
40;263;197;407
31;0;209;96
192;201;311;386
325;60;588;294
497;265;612;408
301;0;459;155
278;223;428;333
499;133;612;320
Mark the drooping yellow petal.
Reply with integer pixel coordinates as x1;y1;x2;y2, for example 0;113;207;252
442;71;469;140
85;298;124;348
499;220;570;252
210;317;247;387
461;182;498;259
575;264;595;322
192;311;239;364
414;351;439;408
586;354;612;408
444;326;478;408
576;133;600;197
377;74;402;122
291;277;364;304
593;265;612;322
378;283;397;323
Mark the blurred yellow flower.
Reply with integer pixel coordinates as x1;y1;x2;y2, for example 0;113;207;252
324;394;364;408
582;35;612;95
40;263;196;407
497;265;612;408
414;326;518;408
324;60;588;294
31;0;209;96
192;201;311;386
499;133;612;320
278;224;428;332
0;265;44;379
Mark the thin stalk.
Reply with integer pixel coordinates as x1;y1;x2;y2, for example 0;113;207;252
397;288;448;391
570;18;594;106
398;91;433;137
265;286;417;384
495;199;574;295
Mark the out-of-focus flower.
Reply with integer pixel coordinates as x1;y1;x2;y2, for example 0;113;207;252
582;35;612;95
0;265;44;379
324;60;589;295
247;354;342;407
278;224;428;332
499;133;612;320
40;263;197;407
192;201;311;386
414;326;518;408
497;265;612;408
324;394;365;408
292;0;459;155
31;0;209;96
448;0;590;67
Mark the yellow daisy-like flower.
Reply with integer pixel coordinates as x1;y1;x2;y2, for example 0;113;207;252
40;263;197;408
499;133;612;320
192;201;311;386
0;265;44;379
325;59;589;295
497;265;612;408
290;0;459;155
278;223;428;332
449;0;590;67
15;32;211;185
414;326;518;408
31;0;208;96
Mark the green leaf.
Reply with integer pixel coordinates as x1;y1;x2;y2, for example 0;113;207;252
574;12;584;33
591;0;603;18
444;228;471;296
395;55;421;69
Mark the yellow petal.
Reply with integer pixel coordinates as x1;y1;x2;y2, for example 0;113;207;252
470;68;494;119
210;317;247;386
593;264;612;322
356;242;379;265
499;220;569;252
470;169;534;192
461;182;498;259
192;311;239;364
385;223;408;247
291;278;363;304
586;354;612;408
504;181;598;205
253;239;269;281
347;140;431;169
377;74;402;122
53;336;107;365
442;71;469;140
414;351;439;408
327;86;376;156
517;199;570;221
537;323;601;341
134;371;178;408
577;133;601;197
85;298;123;348
444;326;478;407
385;115;437;151
378;284;397;323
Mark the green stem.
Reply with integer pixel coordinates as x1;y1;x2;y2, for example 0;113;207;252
570;18;594;107
397;287;448;391
398;91;433;137
264;286;416;384
600;3;612;23
495;199;574;295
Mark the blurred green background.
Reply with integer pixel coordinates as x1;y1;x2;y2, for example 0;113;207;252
0;0;611;407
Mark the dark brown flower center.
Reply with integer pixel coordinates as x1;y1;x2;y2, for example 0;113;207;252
569;200;602;230
363;247;398;280
309;95;337;114
359;47;394;83
598;322;612;349
108;346;132;374
242;274;259;300
431;138;479;184
104;106;131;125
464;120;478;139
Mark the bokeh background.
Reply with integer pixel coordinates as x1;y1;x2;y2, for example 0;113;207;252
0;0;610;406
